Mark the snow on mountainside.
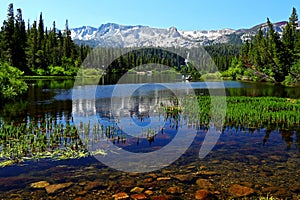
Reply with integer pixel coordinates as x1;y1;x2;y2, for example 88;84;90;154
70;21;295;48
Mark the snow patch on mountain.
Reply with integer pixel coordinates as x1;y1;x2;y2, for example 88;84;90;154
70;21;295;48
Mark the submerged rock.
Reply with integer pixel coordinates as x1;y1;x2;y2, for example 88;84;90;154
112;192;129;200
130;193;147;199
45;182;73;194
228;184;255;198
84;181;107;191
173;174;194;182
30;181;50;189
130;186;144;193
195;189;215;200
166;186;184;194
196;179;215;190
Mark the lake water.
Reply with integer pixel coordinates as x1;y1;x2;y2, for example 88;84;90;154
0;79;299;199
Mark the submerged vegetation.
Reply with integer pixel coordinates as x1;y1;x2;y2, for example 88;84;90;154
1;96;299;167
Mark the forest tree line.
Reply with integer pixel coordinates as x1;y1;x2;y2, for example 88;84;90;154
0;3;91;76
223;8;300;85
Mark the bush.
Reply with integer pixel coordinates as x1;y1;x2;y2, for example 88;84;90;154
0;62;28;100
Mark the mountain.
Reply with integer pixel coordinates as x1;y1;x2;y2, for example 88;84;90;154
70;21;293;48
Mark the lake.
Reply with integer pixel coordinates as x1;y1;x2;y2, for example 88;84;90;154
0;78;299;199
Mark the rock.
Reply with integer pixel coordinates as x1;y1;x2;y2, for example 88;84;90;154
74;197;87;200
186;165;196;169
196;179;214;190
143;178;153;183
148;173;158;179
275;188;292;198
145;190;153;195
157;177;171;181
166;186;183;194
45;182;73;194
290;184;300;193
173;174;194;182
84;181;106;191
30;181;50;189
151;195;171;200
120;180;135;188
129;172;139;177
77;191;88;196
269;155;282;161
201;171;220;176
130;193;148;200
195;189;216;200
130;187;144;193
112;192;129;200
262;186;280;193
228;184;255;198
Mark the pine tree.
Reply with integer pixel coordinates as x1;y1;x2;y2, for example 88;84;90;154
27;21;37;71
37;12;44;51
1;3;15;65
63;19;71;58
14;8;28;73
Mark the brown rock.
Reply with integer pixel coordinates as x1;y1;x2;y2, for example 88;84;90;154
157;177;171;181
74;197;87;200
112;192;129;200
269;155;282;161
195;189;212;200
173;174;194;182
201;171;219;176
121;179;135;187
30;181;50;189
45;182;73;194
290;184;300;193
228;184;255;198
151;195;171;200
77;191;88;196
131;193;148;200
148;173;158;179
145;190;153;195
261;186;280;193
166;186;183;194
275;188;292;198
196;179;214;190
130;187;144;193
84;181;106;191
143;178;153;183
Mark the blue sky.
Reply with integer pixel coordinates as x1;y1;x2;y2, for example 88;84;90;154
0;0;300;30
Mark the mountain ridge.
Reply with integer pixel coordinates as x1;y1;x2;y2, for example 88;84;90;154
70;21;292;48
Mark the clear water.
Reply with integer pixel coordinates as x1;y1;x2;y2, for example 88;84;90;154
0;79;299;199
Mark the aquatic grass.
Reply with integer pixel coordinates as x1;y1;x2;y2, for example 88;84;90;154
225;96;300;129
0;96;299;167
0;120;100;167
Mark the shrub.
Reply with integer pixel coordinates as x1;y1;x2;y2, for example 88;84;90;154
0;62;28;100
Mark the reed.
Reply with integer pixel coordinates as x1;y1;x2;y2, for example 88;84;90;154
0;96;299;167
